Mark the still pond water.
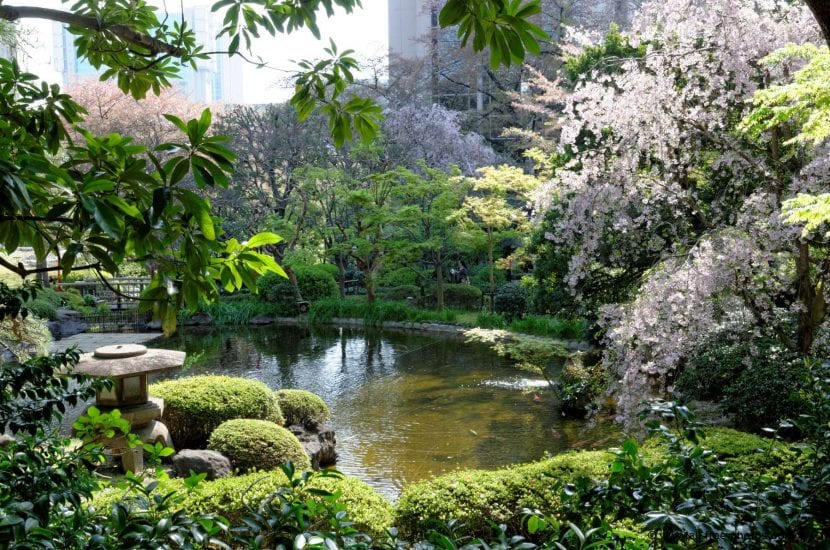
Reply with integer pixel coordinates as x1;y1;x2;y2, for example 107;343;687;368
153;326;622;499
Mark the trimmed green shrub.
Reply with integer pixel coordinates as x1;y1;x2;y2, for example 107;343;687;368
677;336;806;431
379;285;421;302
395;450;613;538
494;283;528;321
377;267;420;287
275;389;331;426
723;357;807;432
208;419;311;472
316;263;340;279
91;469;393;538
470;266;506;292
257;266;338;315
675;336;753;400
440;284;482;310
149;376;284;449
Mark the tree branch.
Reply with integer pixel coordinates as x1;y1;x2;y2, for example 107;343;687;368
0;5;184;57
0;254;104;277
804;0;830;49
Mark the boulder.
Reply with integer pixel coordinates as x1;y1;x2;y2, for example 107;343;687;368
172;449;232;480
288;418;337;469
249;314;276;325
48;309;89;339
184;312;213;326
0;434;15;448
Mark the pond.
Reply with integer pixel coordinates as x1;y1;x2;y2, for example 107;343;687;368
153;325;622;499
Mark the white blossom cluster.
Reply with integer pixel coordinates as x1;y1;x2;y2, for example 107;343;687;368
533;0;823;419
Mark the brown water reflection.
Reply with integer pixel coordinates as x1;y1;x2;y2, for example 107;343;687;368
152;326;622;499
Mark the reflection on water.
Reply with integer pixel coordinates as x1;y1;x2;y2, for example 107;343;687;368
152;326;622;500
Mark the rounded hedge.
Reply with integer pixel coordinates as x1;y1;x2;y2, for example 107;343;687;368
91;469;393;538
149;376;284;449
494;282;528;321
396;450;613;538
379;285;421;303
257;265;339;315
208;418;311;472
442;284;482;310
275;389;331;426
377;267;420;287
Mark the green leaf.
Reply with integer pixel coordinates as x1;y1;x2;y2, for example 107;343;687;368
107;196;142;219
245;232;283;248
82;179;115;193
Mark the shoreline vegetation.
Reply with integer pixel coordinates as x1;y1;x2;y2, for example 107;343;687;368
178;296;590;344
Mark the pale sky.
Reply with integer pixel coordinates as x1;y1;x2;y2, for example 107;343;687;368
14;0;389;104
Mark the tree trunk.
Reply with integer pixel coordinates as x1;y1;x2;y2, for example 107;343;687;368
284;265;304;304
804;0;830;49
36;258;50;288
795;240;825;354
365;267;376;304
436;252;444;310
335;256;346;299
487;228;495;312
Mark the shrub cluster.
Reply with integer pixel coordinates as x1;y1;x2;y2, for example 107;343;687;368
208;418;311;472
676;336;806;431
275;389;331;426
149;375;284;448
378;285;421;303
308;299;458;326
396;450;613;538
438;284;482;310
91;468;394;538
257;266;338;315
558;352;605;417
494;282;529;321
377;267;420;287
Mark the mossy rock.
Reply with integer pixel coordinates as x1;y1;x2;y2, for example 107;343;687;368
208;418;311;472
395;449;613;539
149;376;283;449
275;389;331;426
90;470;393;538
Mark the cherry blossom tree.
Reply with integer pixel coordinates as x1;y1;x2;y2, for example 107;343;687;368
527;0;824;419
382;103;498;176
67;80;205;149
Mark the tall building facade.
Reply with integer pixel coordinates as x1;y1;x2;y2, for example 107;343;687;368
387;0;642;147
51;5;244;103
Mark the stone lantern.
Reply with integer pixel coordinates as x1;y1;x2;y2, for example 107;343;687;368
75;344;185;472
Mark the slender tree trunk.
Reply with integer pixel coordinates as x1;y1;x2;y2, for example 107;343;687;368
284;265;304;304
795;240;825;354
436;251;444;310
335;255;346;299
487;228;495;312
36;258;49;288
